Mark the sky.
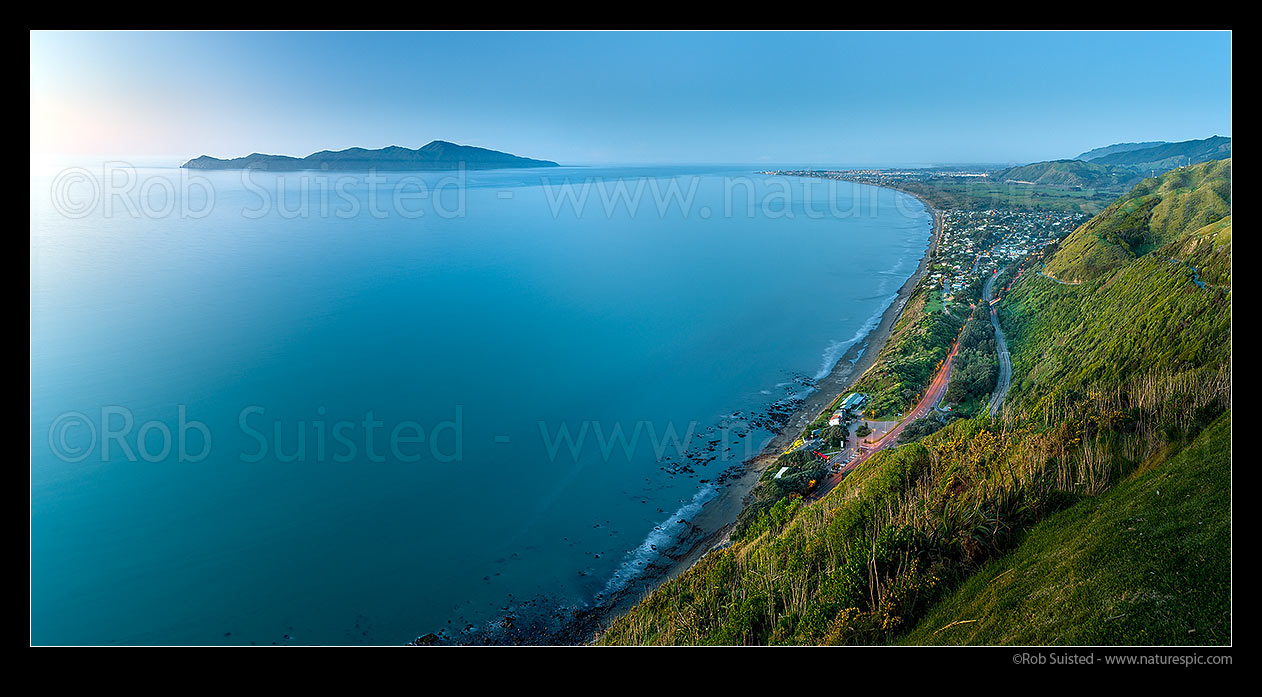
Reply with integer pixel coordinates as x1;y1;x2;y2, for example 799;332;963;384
29;30;1232;167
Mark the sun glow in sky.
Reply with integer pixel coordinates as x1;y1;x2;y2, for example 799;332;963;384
30;30;1231;167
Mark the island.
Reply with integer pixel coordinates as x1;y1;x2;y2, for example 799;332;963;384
182;140;560;171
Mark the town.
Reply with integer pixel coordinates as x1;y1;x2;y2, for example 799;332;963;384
762;168;1089;308
930;208;1086;306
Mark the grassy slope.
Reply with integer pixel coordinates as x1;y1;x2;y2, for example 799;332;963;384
1044;159;1230;283
902;412;1230;646
1002;256;1231;419
1172;216;1232;288
1001;161;1231;421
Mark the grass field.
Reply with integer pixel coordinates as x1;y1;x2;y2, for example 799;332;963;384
893;179;1125;216
901;412;1231;646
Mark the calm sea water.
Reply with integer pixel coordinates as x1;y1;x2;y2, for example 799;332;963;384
30;163;930;644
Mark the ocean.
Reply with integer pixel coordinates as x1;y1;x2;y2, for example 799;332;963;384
30;163;931;644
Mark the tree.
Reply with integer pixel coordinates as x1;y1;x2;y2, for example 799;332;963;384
821;425;847;448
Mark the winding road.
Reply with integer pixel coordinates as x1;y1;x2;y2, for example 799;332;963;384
983;272;1012;416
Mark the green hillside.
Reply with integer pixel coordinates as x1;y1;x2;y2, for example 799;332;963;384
992;159;1142;190
900;412;1230;645
598;161;1231;647
1043;158;1230;283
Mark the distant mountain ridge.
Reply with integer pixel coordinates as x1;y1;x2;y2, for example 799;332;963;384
1075;141;1169;161
993;136;1232;192
182;140;559;171
1089;136;1231;170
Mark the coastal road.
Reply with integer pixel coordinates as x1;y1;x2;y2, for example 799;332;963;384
811;326;965;501
983;273;1012;417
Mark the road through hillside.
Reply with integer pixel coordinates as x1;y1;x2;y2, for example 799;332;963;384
984;272;1012;416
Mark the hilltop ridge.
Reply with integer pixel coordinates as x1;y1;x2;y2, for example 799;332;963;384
1075;141;1169;161
1090;136;1230;169
990;136;1231;193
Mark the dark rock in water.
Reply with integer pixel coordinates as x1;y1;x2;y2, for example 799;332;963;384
409;633;440;646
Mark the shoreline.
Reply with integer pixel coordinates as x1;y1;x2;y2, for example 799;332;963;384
569;183;944;643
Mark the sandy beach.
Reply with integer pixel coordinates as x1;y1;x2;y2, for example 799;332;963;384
571;187;943;641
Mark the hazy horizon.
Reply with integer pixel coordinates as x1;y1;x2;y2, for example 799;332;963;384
31;31;1230;166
